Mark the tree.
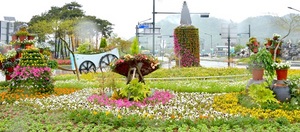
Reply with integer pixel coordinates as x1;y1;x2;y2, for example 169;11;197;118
131;37;139;55
273;14;300;59
28;2;114;58
107;34;131;55
28;20;52;42
100;38;107;48
234;44;245;54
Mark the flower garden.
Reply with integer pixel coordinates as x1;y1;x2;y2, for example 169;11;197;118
0;66;300;131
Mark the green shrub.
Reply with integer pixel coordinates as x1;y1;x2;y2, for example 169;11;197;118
100;38;107;48
130;37;139;55
248;83;277;104
47;59;58;69
120;78;151;101
76;42;92;54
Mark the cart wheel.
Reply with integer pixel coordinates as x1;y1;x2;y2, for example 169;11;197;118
79;61;96;74
99;54;118;72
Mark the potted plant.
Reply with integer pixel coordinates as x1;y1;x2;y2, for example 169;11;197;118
272;58;291;81
0;53;5;69
1;60;17;80
23;39;36;49
4;49;17;61
27;34;36;40
15;30;29;41
266;33;282;55
246;37;260;53
248;48;275;80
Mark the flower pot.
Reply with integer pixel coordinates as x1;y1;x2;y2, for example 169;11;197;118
269;49;281;55
253;48;258;53
18;35;27;41
28;35;35;40
5;74;12;81
9;57;15;62
14;44;21;50
17;52;22;58
12;35;18;41
6;67;14;73
265;40;272;47
276;69;288;80
252;68;264;80
25;44;32;49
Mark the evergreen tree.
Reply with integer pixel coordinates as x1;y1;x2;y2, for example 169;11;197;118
100;38;107;48
131;37;139;55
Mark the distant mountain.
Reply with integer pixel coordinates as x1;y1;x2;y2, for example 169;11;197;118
135;14;300;53
153;14;300;51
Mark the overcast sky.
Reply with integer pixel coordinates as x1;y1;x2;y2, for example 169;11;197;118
1;0;300;39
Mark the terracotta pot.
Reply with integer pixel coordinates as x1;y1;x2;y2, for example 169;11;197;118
252;68;264;80
18;35;27;41
276;69;288;80
10;57;15;62
266;40;272;47
14;44;21;50
253;48;258;53
28;36;35;40
25;44;32;49
17;52;22;58
269;49;281;55
6;67;14;73
12;35;18;41
5;74;12;81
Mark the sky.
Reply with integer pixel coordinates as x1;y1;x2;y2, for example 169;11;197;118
1;0;300;40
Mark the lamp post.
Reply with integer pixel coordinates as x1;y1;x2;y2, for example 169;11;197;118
204;33;212;57
288;7;300;12
153;0;156;55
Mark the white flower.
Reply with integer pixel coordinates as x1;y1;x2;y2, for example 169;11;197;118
272;61;291;69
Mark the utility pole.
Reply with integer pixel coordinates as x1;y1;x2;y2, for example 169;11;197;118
227;24;231;67
152;0;155;55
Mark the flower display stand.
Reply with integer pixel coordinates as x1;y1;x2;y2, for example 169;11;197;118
271;80;291;102
246;79;266;92
111;54;160;84
113;60;158;84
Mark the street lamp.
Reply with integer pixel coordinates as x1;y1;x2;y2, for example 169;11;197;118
288;7;300;12
153;0;156;55
204;33;212;57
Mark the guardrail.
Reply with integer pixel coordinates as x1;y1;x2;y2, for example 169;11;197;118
144;74;251;81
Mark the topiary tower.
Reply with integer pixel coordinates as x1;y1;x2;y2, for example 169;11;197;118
10;48;54;93
173;1;200;67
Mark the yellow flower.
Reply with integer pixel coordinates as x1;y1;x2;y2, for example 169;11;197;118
105;111;110;115
118;114;122;119
93;111;98;115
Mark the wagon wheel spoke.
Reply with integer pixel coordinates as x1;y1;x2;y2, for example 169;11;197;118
79;61;96;74
99;54;118;72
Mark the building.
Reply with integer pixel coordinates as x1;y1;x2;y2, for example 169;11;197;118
0;16;25;45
